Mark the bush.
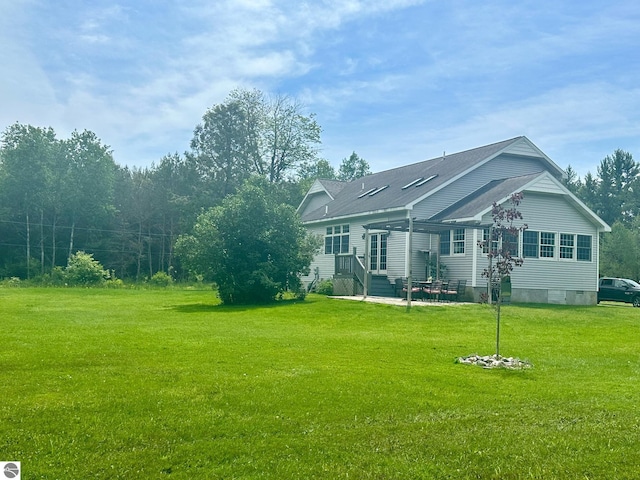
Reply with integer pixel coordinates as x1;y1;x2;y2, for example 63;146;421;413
316;279;333;296
65;252;110;286
105;278;125;289
149;271;173;287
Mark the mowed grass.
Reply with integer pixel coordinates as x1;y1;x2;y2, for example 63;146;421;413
1;289;639;479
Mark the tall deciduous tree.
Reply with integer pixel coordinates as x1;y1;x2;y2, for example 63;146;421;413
229;88;322;183
600;220;640;280
62;130;116;265
190;100;255;200
337;151;371;181
0;123;59;277
176;178;320;304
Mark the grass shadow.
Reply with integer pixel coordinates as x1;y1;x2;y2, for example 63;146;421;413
171;298;306;314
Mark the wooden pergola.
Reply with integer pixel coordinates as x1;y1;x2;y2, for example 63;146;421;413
362;218;490;308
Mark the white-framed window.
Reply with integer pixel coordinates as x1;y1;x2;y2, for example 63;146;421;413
523;230;555;258
440;230;450;255
540;232;555;258
560;233;575;259
577;235;592;261
523;231;592;261
482;228;518;256
441;229;465;255
324;224;350;254
452;228;465;254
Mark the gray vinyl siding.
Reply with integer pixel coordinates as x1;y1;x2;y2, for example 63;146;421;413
300;223;335;285
302;212;409;285
438;228;476;281
413;154;548;219
299;192;331;218
476;192;600;292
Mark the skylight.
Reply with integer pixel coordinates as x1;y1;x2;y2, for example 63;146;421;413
414;174;438;187
357;187;377;198
402;178;424;189
368;185;389;196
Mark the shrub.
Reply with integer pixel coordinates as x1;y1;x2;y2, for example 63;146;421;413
65;252;110;286
105;278;125;289
149;271;173;287
316;279;333;296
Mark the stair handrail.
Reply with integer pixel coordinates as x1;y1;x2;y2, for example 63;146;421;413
334;253;366;289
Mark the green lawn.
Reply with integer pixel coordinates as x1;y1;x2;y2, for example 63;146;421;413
1;288;639;479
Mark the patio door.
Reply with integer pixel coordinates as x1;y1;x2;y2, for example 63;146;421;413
369;233;388;274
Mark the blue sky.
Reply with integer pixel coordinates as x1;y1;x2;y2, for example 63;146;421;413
2;0;639;178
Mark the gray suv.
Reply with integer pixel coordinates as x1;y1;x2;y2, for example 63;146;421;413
598;277;640;307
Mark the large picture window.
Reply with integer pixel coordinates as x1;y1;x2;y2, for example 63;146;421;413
324;225;350;254
577;235;592;261
523;231;592;261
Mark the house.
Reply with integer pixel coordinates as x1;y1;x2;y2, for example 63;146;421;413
297;136;611;305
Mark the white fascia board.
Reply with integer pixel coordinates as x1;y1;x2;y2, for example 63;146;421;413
516;137;567;180
296;179;335;213
302;206;408;226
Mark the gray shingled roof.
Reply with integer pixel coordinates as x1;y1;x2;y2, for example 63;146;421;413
430;172;544;222
301;137;525;222
317;179;347;198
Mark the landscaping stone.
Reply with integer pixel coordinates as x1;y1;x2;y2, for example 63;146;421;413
457;354;532;370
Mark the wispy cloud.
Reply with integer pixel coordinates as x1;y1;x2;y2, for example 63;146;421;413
1;0;638;174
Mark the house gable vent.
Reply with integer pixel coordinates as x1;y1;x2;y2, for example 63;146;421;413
414;174;438;187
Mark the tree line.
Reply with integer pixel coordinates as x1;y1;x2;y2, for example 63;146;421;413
0;88;369;282
565;150;640;280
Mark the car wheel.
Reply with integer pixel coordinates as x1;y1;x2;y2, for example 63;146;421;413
633;296;640;308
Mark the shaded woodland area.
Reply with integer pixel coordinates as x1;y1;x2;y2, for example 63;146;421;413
0;89;369;281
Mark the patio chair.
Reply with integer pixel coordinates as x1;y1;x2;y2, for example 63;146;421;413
394;278;405;298
455;279;467;301
402;278;422;300
442;280;460;302
423;280;442;302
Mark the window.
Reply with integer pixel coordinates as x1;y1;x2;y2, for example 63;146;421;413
452;228;465;254
523;231;555;258
440;230;451;255
324;224;350;254
503;231;519;257
482;228;499;255
560;233;574;259
440;229;465;255
540;232;555;258
577;235;592;261
523;230;539;258
483;228;519;256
